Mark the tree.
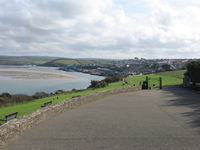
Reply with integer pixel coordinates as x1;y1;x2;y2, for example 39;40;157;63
161;64;171;71
185;60;200;84
151;63;159;70
88;80;108;88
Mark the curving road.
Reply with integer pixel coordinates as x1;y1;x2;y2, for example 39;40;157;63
1;85;200;150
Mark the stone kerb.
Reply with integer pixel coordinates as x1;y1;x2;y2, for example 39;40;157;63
0;86;142;146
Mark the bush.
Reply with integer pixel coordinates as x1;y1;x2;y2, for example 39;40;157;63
103;75;124;83
12;94;32;104
55;89;67;94
0;94;32;107
32;92;50;99
99;81;108;88
0;93;12;98
72;88;77;92
185;60;200;84
88;80;108;88
88;75;124;89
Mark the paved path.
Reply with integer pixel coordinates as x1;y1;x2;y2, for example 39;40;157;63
1;85;200;150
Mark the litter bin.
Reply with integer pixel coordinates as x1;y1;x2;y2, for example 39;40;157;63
142;81;148;89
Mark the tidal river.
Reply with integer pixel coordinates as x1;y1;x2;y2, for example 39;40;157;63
0;65;105;96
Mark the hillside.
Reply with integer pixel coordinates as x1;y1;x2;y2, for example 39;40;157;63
0;56;58;65
125;70;185;89
0;56;111;66
155;70;185;79
42;58;111;66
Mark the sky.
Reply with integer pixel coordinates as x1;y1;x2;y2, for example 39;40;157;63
0;0;200;59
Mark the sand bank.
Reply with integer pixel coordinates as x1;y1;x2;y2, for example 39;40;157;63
0;70;80;80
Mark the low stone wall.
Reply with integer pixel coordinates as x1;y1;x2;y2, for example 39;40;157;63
0;86;142;146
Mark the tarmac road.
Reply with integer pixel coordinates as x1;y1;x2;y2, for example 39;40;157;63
1;85;200;150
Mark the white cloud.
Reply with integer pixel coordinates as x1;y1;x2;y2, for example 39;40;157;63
0;0;200;59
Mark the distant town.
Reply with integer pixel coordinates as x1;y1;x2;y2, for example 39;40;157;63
0;55;198;77
61;58;194;76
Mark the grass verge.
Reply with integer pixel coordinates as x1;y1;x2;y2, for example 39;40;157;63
0;81;127;124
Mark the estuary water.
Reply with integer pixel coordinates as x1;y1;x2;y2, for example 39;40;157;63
0;65;105;95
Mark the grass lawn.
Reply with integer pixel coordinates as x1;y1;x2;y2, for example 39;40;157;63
0;70;184;125
155;70;186;79
125;73;183;89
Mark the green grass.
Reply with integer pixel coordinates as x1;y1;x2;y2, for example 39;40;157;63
54;59;80;65
0;81;128;125
125;70;184;89
0;57;111;66
53;59;111;65
77;60;95;64
93;60;111;63
0;70;184;124
155;70;186;79
0;59;49;65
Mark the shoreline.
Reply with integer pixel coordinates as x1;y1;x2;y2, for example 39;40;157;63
0;70;80;80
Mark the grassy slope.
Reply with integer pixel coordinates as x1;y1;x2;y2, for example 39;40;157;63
53;59;111;65
125;73;183;88
93;60;111;63
54;59;80;65
0;59;49;65
130;70;184;88
0;70;185;124
77;60;95;64
155;70;185;79
0;81;127;124
0;57;111;66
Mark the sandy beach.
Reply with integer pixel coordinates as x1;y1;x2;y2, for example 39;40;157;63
0;70;79;80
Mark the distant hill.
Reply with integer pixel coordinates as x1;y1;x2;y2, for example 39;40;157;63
0;55;111;66
0;55;60;65
42;58;111;67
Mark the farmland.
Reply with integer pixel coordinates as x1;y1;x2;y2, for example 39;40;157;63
47;58;111;66
0;56;111;66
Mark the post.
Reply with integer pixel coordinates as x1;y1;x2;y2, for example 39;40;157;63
159;77;162;89
146;76;148;82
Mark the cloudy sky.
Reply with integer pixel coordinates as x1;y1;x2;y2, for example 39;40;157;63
0;0;200;59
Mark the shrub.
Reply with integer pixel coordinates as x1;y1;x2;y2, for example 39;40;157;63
12;94;32;103
0;93;12;98
55;89;66;94
0;94;32;107
88;80;108;88
72;88;77;92
88;75;124;89
103;75;124;83
32;92;50;99
185;60;200;84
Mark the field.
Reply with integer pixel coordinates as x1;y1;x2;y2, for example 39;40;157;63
53;59;111;65
0;56;111;66
54;59;80;65
0;58;49;65
0;70;184;125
